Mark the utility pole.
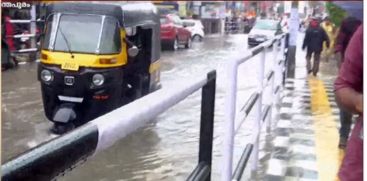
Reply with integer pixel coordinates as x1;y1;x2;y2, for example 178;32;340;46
286;1;299;78
30;4;37;61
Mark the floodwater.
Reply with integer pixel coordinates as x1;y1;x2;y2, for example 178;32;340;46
2;34;277;180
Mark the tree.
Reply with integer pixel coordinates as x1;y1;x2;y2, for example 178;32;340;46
325;2;346;27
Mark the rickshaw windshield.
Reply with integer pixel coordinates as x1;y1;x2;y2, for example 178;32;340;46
43;14;121;54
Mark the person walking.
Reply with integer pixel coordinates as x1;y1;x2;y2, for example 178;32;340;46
334;16;362;149
302;18;330;76
335;25;363;181
2;8;15;51
320;17;335;62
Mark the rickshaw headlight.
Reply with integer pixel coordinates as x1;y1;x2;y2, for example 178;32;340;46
92;74;105;86
41;69;53;82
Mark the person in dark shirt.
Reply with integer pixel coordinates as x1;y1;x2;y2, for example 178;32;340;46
334;16;362;149
302;18;330;76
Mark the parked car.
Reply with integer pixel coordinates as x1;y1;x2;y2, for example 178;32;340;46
160;14;192;50
182;19;204;42
247;19;282;46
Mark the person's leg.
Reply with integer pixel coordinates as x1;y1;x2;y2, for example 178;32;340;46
306;50;312;74
338;121;363;181
312;52;321;76
325;47;331;62
339;109;353;148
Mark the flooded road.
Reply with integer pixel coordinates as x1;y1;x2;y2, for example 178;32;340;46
2;34;275;180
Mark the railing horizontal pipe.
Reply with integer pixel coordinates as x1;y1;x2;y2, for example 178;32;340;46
7;34;37;38
235;93;260;133
274;85;281;95
93;74;209;153
266;71;274;82
2;124;99;181
9;19;44;23
12;48;38;53
235;51;252;65
240;93;260;115
262;40;274;48
278;59;283;65
261;105;271;123
232;144;254;181
187;162;210;181
250;46;263;57
250;105;271;145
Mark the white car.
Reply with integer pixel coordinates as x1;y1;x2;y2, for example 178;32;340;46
248;19;282;46
182;19;205;42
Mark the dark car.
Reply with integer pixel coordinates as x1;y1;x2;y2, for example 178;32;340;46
248;19;282;46
160;14;192;50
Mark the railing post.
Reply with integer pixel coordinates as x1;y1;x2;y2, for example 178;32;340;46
279;36;286;99
30;5;37;49
222;60;238;181
198;71;216;181
30;4;37;61
251;46;265;176
282;34;288;86
281;35;286;62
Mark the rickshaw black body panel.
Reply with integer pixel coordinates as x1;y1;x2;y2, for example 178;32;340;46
38;64;124;125
122;3;161;63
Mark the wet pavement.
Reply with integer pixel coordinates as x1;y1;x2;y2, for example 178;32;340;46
2;34;278;180
263;35;343;181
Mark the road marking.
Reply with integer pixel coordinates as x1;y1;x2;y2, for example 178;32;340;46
308;77;344;181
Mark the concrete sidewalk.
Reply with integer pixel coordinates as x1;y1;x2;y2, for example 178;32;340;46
263;36;345;181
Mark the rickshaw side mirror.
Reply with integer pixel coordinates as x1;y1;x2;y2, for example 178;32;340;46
128;46;139;57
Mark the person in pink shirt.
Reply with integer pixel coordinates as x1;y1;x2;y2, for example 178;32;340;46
334;16;362;149
2;8;15;51
335;25;363;181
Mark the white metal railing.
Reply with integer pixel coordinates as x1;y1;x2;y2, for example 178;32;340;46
4;5;39;54
2;32;287;180
2;71;217;181
222;34;286;181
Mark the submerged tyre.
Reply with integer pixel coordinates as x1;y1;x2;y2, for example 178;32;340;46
193;35;202;42
170;38;178;51
185;37;191;48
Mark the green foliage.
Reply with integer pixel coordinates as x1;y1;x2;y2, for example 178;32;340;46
325;2;347;27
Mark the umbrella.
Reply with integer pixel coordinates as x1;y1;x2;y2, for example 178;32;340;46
333;1;363;21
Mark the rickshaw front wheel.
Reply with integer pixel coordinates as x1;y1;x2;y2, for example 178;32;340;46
50;122;75;135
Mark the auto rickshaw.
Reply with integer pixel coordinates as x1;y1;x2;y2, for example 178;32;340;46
38;2;161;134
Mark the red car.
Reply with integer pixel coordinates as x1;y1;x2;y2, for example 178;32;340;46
160;14;192;50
